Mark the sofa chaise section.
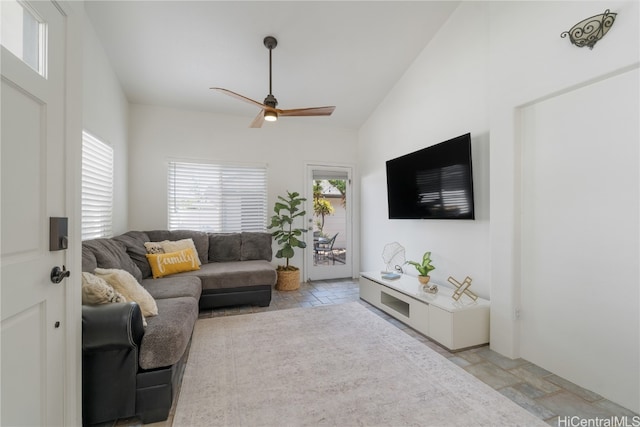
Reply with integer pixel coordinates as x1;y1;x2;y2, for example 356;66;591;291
81;229;277;425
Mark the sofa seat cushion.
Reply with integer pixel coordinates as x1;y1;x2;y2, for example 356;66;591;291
142;276;201;301
169;260;276;290
139;297;198;370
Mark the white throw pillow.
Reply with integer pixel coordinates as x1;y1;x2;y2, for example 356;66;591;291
81;272;127;305
94;268;158;317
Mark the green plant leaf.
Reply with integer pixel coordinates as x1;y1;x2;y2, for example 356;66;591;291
280;245;294;259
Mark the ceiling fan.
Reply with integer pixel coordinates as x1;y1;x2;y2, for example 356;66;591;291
211;36;335;128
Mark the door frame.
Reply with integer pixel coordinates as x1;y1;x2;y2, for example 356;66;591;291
303;163;356;282
62;1;83;424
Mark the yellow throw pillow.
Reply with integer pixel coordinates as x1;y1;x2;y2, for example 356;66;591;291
146;248;200;279
144;238;202;265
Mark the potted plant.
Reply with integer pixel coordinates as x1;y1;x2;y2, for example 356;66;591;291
406;251;435;284
268;191;307;290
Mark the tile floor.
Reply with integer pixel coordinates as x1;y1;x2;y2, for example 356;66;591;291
121;278;638;427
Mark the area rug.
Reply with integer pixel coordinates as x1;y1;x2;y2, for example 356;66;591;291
173;302;546;426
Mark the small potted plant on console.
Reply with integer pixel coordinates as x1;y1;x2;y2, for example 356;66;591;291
406;251;436;285
268;191;307;291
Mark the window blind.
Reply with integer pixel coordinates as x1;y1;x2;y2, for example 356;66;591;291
168;161;267;232
81;131;113;240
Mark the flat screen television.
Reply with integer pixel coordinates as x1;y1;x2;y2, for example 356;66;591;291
386;133;475;220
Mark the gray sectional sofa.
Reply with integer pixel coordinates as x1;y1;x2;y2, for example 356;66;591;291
81;230;276;425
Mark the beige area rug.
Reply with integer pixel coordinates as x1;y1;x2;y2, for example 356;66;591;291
173;302;547;427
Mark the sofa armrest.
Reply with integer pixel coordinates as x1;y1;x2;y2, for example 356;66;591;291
82;302;144;351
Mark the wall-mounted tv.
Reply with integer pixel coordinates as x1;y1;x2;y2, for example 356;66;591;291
386;133;475;220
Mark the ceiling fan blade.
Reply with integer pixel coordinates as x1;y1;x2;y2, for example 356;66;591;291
210;87;267;110
249;110;265;128
278;106;336;117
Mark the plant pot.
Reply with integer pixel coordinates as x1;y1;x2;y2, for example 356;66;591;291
418;275;430;285
276;269;300;291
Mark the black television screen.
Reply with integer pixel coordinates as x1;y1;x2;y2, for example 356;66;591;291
386;133;475;220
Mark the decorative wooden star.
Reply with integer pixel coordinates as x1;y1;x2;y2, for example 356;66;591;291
447;276;478;302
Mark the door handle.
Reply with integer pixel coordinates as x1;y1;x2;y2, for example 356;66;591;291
50;265;70;284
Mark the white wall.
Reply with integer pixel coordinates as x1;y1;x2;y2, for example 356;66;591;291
488;0;639;412
519;68;639;413
82;12;129;235
359;0;639;412
127;104;358;276
358;2;491;297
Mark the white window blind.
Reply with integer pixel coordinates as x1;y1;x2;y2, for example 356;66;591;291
168;161;267;232
81;131;113;240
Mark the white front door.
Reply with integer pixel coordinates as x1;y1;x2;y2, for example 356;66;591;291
305;165;353;281
1;1;70;425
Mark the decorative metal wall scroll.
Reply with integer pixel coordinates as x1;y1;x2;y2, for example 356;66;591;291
561;9;616;50
448;276;478;302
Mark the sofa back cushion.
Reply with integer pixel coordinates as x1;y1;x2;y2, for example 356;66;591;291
82;246;98;273
82;238;143;283
240;232;273;261
208;233;241;262
113;231;152;279
146;230;209;265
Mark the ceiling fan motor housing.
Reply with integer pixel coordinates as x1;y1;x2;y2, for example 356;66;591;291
263;94;278;108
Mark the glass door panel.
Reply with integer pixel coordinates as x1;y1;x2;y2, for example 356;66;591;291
306;166;352;281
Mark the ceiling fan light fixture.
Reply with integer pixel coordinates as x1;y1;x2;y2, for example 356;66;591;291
264;110;278;122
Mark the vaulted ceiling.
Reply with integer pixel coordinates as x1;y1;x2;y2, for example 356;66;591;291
85;1;459;129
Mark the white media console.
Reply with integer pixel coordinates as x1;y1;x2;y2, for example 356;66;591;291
359;272;490;351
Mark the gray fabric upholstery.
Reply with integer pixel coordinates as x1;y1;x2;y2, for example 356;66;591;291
113;231;152;279
145;230;209;265
82;245;98;273
144;230;171;244
172;261;276;290
83;238;143;282
142;276;201;300
208;233;241;262
240;232;273;261
139;297;198;370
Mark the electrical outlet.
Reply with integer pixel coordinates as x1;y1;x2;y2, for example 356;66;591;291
515;308;521;319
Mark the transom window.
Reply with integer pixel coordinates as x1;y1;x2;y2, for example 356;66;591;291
1;0;47;77
81;131;114;240
168;161;267;232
